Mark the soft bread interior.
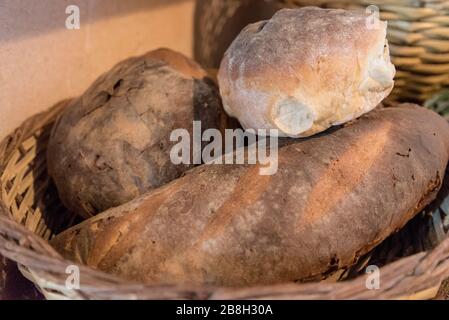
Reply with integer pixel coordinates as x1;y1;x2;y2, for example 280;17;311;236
271;97;315;137
360;38;395;93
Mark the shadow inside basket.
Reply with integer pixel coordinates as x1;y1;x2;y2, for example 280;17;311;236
0;103;82;242
0;100;448;290
32;125;83;238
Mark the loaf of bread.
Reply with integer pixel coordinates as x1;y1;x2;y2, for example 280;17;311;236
51;105;449;287
47;48;225;218
218;7;396;138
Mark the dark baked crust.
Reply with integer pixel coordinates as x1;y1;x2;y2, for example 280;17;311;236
51;105;449;286
47;49;224;218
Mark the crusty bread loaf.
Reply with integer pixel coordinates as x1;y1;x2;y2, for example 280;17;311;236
47;48;225;218
51;105;449;287
218;7;396;138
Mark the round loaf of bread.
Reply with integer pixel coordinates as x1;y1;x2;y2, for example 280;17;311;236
47;48;224;218
218;7;396;137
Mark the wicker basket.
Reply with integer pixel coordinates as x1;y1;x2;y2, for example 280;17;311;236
195;0;449;104
0;101;449;299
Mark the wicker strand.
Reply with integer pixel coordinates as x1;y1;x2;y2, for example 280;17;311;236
1;210;448;299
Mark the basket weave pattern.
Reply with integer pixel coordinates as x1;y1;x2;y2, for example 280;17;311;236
0;102;448;299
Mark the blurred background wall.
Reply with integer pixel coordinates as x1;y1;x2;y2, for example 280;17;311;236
3;0;449;141
0;0;195;139
194;0;280;69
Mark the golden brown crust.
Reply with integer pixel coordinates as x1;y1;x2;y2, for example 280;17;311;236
51;105;449;287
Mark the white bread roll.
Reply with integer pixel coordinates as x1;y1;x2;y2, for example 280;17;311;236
218;7;396;137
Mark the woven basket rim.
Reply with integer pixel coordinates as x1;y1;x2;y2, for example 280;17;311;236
0;103;448;299
1;210;448;300
0;0;448;299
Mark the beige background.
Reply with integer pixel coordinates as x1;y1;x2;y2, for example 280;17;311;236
0;0;195;139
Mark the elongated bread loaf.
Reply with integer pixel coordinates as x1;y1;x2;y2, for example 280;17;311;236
51;105;449;287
